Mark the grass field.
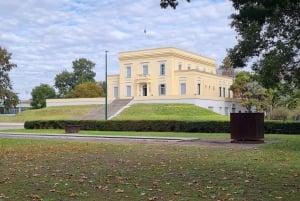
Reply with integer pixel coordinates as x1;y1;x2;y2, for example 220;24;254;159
0;135;299;201
0;104;228;122
0;105;102;122
114;104;229;121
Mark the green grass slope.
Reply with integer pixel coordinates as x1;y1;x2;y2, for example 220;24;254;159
0;103;228;122
0;105;102;122
114;104;229;121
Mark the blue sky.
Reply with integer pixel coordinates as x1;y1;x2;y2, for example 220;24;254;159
0;0;237;100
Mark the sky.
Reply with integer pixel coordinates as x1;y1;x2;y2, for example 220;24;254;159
0;0;238;100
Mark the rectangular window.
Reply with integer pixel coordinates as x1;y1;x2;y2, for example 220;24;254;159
126;85;131;97
219;87;222;97
178;63;182;71
197;83;201;95
180;83;186;95
142;64;148;75
159;84;166;96
225;107;229;115
113;87;119;98
228;89;231;98
187;64;191;70
126;66;131;78
160;63;165;76
223;87;226;97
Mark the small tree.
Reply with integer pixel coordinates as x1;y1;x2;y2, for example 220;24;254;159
65;82;103;98
241;82;272;112
31;84;56;109
230;71;252;98
230;72;272;112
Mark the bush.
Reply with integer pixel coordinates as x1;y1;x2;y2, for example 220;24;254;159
290;106;300;121
270;107;290;120
24;119;300;134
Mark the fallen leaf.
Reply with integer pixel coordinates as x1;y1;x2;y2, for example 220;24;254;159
148;196;158;200
115;189;124;193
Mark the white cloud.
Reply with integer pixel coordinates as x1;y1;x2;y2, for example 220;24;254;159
0;0;238;100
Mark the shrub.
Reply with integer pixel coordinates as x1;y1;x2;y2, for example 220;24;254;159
270;107;290;120
24;119;300;134
290;106;300;121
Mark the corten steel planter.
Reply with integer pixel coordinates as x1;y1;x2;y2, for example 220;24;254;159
230;113;264;143
65;125;81;133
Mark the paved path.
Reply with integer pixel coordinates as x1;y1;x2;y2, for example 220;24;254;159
0;132;194;141
0;122;24;130
0;123;268;148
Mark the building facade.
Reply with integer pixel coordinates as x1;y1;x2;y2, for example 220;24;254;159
108;47;242;115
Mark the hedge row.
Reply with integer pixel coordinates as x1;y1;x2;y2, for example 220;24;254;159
24;120;300;134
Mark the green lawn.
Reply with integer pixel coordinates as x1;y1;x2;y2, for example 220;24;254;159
0;105;102;122
1;129;229;139
114;104;229;121
0;135;299;201
0;104;228;122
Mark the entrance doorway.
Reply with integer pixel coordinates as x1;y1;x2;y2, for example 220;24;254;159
142;84;147;96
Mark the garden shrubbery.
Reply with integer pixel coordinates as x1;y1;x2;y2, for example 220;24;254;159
269;107;290;120
24;120;300;134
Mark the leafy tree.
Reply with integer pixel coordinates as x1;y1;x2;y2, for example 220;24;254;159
65;82;103;98
160;0;190;9
31;84;56;109
0;46;19;112
98;81;106;95
218;56;235;77
72;58;96;85
272;84;300;109
241;82;272;112
54;58;96;97
54;70;74;97
229;71;252;98
228;0;300;90
230;71;272;112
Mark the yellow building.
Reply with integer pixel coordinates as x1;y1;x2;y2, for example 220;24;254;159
108;47;242;115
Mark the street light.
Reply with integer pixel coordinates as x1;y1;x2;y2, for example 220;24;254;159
105;50;108;120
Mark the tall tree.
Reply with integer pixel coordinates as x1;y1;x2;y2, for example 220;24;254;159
54;70;74;97
72;58;96;85
0;46;19;111
228;0;300;89
54;58;96;97
31;84;56;109
218;56;235;77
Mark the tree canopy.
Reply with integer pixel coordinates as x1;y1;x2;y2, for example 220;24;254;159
218;56;235;77
54;58;96;97
160;0;190;9
228;0;300;89
65;82;104;98
0;46;19;110
230;71;272;112
31;84;56;109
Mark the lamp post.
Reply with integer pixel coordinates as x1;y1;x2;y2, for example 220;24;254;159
105;50;108;120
